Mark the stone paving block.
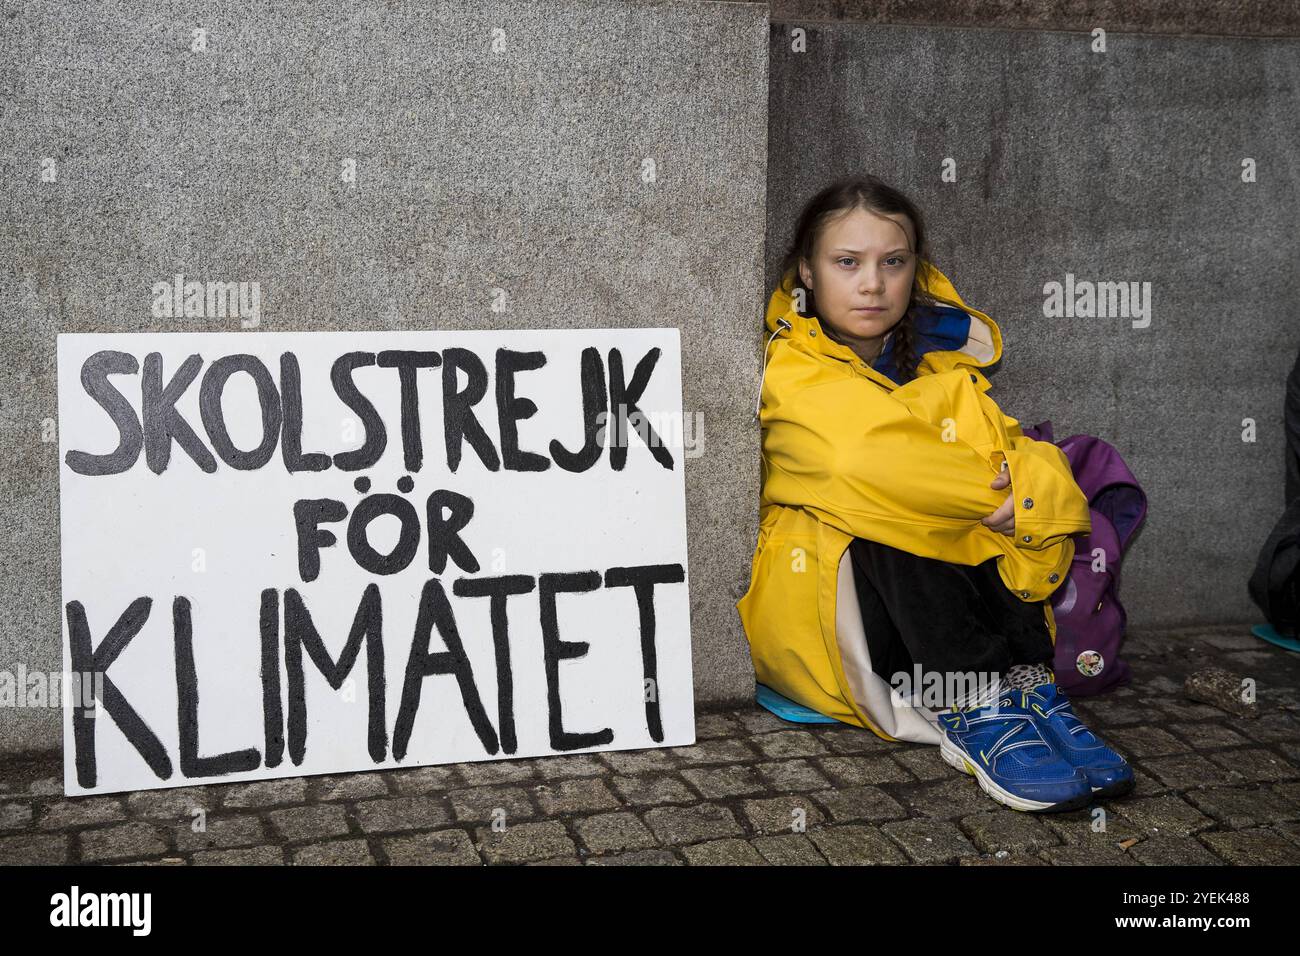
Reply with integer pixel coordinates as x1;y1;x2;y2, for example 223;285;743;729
1200;631;1269;652
1258;688;1300;710
817;754;917;786
1043;806;1144;846
958;853;1048;866
292;839;376;865
644;803;744;844
1140;675;1183;695
1129;763;1173;797
1277;740;1300;766
307;773;390;802
448;784;535;824
1166;722;1253;750
456;759;539;786
354;796;452;834
193;846;285;865
669;738;760;766
809;825;907;865
609;774;695;807
0;802;33;831
1199;828;1300;864
1105;726;1191;758
734;709;796;734
902;776;996;820
958;811;1060;854
1235;712;1300;744
476;820;576;864
599;749;683;775
1039;844;1139;865
25;777;63;796
881;819;976;864
585;849;681;865
37;797;127;829
1128;836;1225;866
696;712;743;739
387;765;462;795
680;764;768;799
1268;781;1300;816
1220;650;1282;671
741;795;824;835
754;759;832;792
1204;748;1296;784
573;811;658;854
268;805;352;842
683;838;766;865
1184;786;1298;828
531;778;622;815
119;858;187;866
175;815;268;853
220;778;309;809
382;829;481;866
815;728;893;755
1121;639;1183;660
1273;821;1300;847
750;730;829;760
126;786;218;820
1139;753;1237;790
751;833;827;866
1115;795;1215;837
0;832;68;865
810;786;907;824
525;754;607;779
1074;701;1148;726
887;749;947;782
525;856;583;865
1151;699;1230;722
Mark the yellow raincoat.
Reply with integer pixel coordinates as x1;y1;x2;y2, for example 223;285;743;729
736;260;1092;743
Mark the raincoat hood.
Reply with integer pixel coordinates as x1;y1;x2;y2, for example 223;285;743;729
739;260;1091;743
756;259;1003;417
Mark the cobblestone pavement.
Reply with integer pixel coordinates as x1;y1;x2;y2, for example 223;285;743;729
1;625;1298;866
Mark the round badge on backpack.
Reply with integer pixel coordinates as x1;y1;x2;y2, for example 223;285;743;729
1076;650;1104;677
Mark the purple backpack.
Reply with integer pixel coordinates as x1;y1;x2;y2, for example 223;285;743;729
1020;421;1148;696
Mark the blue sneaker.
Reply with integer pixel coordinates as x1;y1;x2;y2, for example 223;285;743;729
938;693;1093;812
1023;682;1135;798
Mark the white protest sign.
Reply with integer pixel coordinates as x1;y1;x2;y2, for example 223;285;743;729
57;329;694;796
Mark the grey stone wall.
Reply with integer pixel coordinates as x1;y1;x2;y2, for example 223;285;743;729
771;0;1300;38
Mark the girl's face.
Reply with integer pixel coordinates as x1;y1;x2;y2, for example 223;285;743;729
798;206;918;362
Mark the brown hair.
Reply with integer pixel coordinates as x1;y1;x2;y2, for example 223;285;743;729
776;175;939;383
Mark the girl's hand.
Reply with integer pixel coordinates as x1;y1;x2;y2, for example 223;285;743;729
982;467;1015;536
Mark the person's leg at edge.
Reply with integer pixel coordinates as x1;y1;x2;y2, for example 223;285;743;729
963;553;1057;695
848;537;1021;711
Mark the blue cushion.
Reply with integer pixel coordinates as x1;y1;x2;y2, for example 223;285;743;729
755;684;840;724
1252;623;1300;653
